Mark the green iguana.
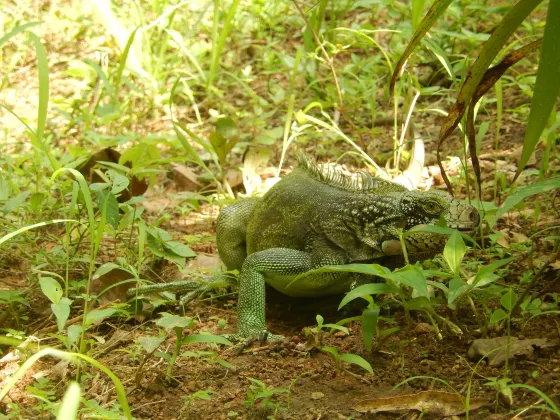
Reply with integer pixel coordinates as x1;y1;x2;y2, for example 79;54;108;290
128;154;479;341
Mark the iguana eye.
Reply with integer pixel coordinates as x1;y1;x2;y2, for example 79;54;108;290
422;199;442;215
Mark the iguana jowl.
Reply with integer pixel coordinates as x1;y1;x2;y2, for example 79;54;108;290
129;155;480;341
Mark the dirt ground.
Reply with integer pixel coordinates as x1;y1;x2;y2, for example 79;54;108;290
2;119;559;418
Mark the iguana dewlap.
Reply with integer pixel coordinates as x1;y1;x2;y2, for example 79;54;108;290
216;155;480;340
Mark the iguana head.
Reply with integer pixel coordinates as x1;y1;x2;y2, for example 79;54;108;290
349;189;480;257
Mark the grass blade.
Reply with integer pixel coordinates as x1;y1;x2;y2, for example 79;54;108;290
0;21;41;48
390;0;453;94
56;382;80;420
207;0;241;91
0;220;79;247
0;347;132;419
439;0;543;144
514;0;560;180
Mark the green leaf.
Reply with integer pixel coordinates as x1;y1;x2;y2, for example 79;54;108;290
209;118;239;166
490;308;507;325
515;0;560;179
57;382;81;420
29;32;60;171
501;289;517;312
472;257;515;286
471;272;500;289
0;21;41;48
94;263;124;279
215;358;234;369
447;278;468;305
390;0;454;93
138;335;167;353
29;192;45;212
115;26;140;93
443;230;467;274
39;277;63;304
51;298;72;332
67;325;82;348
0;348;132;419
119;143;160;167
388;266;429;297
108;170;130;195
496;178;560;219
97;190;120;229
0;289;25;303
155;313;193;330
323;324;349;335
361;306;379;352
182;334;233;347
163;241;197;258
338;283;400;310
438;0;544;147
254;126;283;145
340;353;373;374
2;191;32;213
85;57;115;98
85;308;118;327
320;346;339;357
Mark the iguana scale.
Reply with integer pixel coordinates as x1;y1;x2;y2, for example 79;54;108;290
128;154;479;341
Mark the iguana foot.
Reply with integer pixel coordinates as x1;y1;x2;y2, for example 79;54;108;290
224;329;284;346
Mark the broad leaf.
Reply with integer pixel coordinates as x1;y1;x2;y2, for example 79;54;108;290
155;313;193;330
338;283;400;310
182;334;233;347
388;266;429;297
39;277;63;304
361;306;379;352
496;178;560;219
443;231;467;274
138;335;167;353
340;353;373;374
51;298;72;332
85;308;118;327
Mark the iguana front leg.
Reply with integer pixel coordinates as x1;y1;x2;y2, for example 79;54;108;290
231;248;314;341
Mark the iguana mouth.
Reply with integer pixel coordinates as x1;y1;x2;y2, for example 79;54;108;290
456;225;477;233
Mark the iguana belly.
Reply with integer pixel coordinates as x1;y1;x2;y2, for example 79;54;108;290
265;272;357;298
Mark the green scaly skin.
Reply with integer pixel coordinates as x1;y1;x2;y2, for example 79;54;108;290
128;155;480;342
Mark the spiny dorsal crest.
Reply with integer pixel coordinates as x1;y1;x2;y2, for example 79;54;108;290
296;153;408;194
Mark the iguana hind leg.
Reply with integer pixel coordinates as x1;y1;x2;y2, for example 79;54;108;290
216;198;259;271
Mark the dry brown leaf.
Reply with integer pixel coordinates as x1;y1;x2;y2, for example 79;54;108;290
468;337;555;366
171;163;203;192
354;390;487;416
90;268;135;304
510;232;529;243
242;147;271;195
550;260;560;270
225;168;243;189
79;147;148;202
496;236;510;249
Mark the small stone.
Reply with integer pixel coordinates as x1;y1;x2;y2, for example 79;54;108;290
311;392;324;400
414;323;434;334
